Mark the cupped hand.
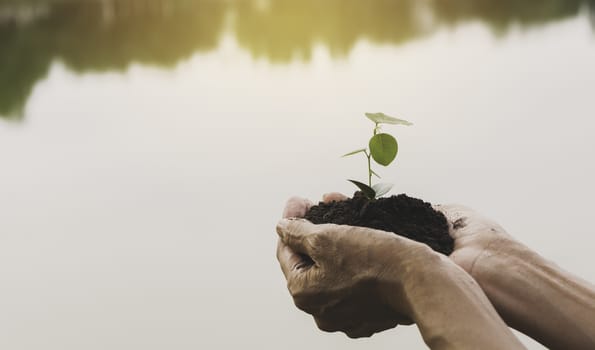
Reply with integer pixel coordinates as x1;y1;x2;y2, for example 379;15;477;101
310;192;517;278
432;204;516;277
276;196;436;338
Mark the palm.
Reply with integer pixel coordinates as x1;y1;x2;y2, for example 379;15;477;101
281;194;513;286
433;204;513;275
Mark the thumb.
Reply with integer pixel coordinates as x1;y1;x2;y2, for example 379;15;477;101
276;218;318;255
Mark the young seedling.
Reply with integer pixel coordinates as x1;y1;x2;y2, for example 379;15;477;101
342;112;413;199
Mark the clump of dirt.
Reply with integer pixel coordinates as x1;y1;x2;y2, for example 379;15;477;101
304;192;454;255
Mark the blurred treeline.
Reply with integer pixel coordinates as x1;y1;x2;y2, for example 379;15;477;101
1;0;594;119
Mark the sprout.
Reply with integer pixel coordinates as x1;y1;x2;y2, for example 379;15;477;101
342;112;412;199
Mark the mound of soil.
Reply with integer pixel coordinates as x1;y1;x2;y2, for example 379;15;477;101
304;192;454;256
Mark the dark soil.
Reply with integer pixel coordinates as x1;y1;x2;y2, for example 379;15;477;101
304;192;454;256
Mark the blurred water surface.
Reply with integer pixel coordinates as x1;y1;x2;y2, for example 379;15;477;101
1;1;594;349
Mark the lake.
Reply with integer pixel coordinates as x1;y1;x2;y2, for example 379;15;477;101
1;1;594;349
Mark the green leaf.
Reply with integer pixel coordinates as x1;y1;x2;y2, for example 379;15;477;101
342;148;367;157
372;183;393;198
348;180;376;199
370;169;381;179
369;133;398;166
365;112;413;126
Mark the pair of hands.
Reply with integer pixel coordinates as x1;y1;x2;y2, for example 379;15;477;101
276;193;511;338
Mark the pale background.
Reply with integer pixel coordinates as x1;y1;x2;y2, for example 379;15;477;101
1;1;594;349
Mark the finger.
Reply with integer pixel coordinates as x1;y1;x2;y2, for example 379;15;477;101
345;321;399;338
315;316;348;333
432;203;474;238
433;204;474;225
345;324;376;339
282;196;313;219
276;240;314;278
434;204;507;240
276;218;319;255
322;192;348;204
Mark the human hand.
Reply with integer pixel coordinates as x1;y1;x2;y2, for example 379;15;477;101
311;192;517;278
432;204;517;277
434;206;595;350
277;195;530;349
276;196;438;338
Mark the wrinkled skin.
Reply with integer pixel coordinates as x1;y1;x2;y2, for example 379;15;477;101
277;195;439;338
277;193;515;338
310;193;515;279
277;193;595;349
433;203;515;277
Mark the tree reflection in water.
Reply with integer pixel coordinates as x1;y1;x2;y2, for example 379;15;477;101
1;0;594;120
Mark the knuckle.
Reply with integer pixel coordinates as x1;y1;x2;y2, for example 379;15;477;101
304;234;328;256
345;331;359;339
292;295;309;312
345;326;374;339
304;234;321;251
292;293;317;314
286;278;303;296
315;318;340;333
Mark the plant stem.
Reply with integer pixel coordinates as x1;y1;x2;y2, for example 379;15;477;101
368;123;379;187
365;151;372;187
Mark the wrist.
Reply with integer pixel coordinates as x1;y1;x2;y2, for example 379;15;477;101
470;237;595;349
397;252;527;350
471;237;538;287
377;243;446;319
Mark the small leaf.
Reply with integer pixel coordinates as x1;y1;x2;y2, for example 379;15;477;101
369;133;398;166
370;169;381;179
365;112;413;126
372;183;393;198
348;180;376;199
342;148;367;157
